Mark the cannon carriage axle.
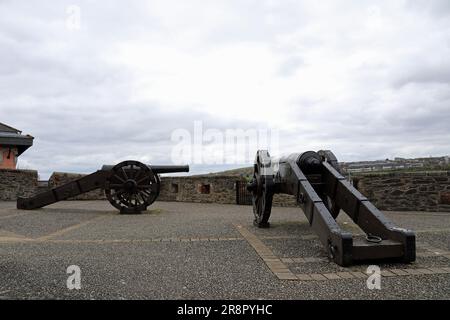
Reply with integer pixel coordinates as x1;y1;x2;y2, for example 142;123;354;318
17;160;189;214
247;150;416;266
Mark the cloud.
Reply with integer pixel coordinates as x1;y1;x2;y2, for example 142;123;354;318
1;1;449;179
406;0;450;18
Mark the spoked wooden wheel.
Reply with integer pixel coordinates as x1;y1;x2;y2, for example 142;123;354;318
104;160;160;214
247;150;274;228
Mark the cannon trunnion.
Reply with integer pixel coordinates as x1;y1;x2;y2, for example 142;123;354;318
248;150;416;266
17;161;189;214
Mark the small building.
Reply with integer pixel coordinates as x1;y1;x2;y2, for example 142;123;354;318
0;122;34;169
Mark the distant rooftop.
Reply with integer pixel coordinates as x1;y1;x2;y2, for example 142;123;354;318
0;122;34;155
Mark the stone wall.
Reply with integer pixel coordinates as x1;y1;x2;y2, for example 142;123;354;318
0;168;38;200
1;167;449;212
273;194;297;207
352;171;450;212
159;175;240;204
48;172;106;200
160;175;298;206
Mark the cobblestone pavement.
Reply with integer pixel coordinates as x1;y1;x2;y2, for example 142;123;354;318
0;201;449;299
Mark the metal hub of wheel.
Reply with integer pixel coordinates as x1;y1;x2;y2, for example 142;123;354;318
247;150;274;228
104;160;160;214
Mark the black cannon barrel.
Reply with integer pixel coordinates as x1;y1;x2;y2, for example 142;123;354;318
101;164;189;174
150;165;189;174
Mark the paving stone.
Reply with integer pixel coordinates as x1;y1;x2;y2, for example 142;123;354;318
428;267;448;274
261;256;277;261
380;270;396;277
265;260;284;265
322;273;341;280
406;269;427;275
267;264;287;270
415;268;435;275
309;274;327;281
263;258;280;262
296;274;313;281
350;271;368;279
336;272;354;279
275;272;298;280
269;265;290;271
390;269;410;276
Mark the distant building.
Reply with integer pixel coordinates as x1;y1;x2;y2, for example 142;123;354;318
0;122;34;169
340;155;449;173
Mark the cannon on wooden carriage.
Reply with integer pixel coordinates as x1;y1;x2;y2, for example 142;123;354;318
17;160;189;214
247;150;416;266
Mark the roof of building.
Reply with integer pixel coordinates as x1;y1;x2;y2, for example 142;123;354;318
0;122;34;155
0;122;21;133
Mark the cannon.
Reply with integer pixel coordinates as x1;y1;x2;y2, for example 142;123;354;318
17;160;189;214
247;150;415;266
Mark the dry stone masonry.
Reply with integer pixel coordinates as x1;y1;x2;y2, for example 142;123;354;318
159;176;238;204
0;169;38;200
353;171;450;212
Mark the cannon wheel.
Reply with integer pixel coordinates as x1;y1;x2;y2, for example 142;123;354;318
105;160;160;214
318;150;341;219
249;150;274;228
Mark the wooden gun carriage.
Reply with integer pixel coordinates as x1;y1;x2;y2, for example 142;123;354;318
247;150;416;266
17;160;189;214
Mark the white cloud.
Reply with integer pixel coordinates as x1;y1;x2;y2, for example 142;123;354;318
1;0;449;178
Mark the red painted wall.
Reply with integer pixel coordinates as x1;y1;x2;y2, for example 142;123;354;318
0;146;18;169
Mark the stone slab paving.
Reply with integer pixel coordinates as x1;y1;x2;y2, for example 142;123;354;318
0;200;449;299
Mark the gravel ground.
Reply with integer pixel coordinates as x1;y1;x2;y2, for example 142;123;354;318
0;200;449;299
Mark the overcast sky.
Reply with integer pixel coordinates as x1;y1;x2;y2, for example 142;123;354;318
1;0;449;179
